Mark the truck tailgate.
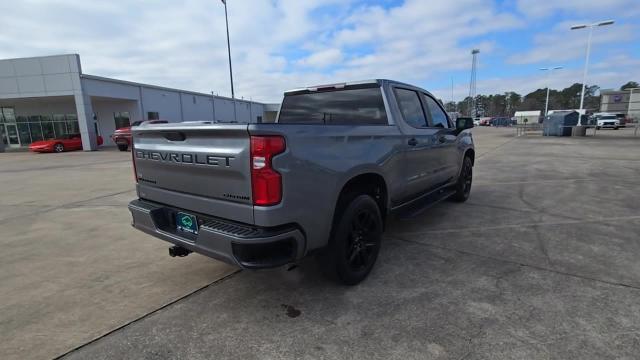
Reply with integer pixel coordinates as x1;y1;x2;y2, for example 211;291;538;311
132;123;254;224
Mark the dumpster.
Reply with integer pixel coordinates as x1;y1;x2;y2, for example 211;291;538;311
543;111;579;136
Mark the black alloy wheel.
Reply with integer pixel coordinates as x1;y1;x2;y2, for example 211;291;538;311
345;207;379;272
452;156;473;202
318;194;383;285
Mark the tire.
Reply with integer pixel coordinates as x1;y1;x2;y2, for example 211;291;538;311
317;194;383;285
452;156;473;202
596;126;601;130
614;127;619;130
53;143;64;153
117;144;128;151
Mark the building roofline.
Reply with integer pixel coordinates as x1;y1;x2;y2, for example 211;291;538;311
600;90;630;95
81;73;260;105
0;53;80;62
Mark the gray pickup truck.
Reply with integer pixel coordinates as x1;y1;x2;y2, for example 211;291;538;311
128;79;474;285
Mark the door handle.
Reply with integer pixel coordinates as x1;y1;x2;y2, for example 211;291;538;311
407;138;418;146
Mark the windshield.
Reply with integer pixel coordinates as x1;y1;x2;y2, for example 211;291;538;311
131;121;143;127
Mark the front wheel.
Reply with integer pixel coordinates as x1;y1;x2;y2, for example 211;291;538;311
117;144;128;151
317;194;383;285
452;156;473;202
53;143;64;153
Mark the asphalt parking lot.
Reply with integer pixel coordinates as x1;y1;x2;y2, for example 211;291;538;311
2;127;640;360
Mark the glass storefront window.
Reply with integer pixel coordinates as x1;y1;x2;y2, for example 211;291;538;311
29;122;44;142
1;107;16;123
53;121;67;138
66;120;80;134
0;108;79;146
17;123;32;144
42;121;55;139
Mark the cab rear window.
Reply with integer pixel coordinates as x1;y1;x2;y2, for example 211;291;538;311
278;87;388;125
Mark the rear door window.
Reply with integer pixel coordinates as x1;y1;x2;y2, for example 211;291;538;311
423;95;450;128
278;87;388;125
394;88;427;128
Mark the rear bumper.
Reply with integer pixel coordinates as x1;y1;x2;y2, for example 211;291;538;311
128;199;306;269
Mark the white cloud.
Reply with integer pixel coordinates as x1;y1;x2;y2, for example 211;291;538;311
0;0;637;103
516;0;640;18
296;49;343;68
506;22;636;65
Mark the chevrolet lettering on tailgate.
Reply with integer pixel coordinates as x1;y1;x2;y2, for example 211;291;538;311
135;150;235;167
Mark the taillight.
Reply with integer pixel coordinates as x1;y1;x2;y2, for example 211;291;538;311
250;135;285;206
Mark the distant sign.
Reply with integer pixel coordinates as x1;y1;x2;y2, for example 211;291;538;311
613;95;623;103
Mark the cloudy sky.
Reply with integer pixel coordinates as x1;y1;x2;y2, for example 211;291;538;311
1;0;638;102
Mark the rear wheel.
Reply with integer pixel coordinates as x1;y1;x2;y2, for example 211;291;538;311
117;144;128;151
53;143;64;153
452;156;473;202
317;194;382;285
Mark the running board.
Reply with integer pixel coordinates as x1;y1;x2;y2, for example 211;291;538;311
395;187;456;219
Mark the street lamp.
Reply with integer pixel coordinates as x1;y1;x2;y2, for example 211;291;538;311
221;0;237;122
539;66;563;117
570;19;614;126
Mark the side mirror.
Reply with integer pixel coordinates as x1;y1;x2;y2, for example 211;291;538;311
455;117;474;133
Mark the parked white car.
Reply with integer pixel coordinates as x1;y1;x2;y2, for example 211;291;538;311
596;114;620;130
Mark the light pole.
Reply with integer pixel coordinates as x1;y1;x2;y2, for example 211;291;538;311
539;66;563;117
628;87;640;136
570;19;614;126
221;0;237;122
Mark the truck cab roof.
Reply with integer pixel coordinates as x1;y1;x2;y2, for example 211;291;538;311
284;79;432;97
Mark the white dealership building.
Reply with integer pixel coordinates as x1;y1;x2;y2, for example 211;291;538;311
0;54;278;150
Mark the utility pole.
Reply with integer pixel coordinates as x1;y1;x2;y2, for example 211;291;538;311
451;77;455;113
211;91;216;122
627;87;640;136
539;66;563;116
221;0;237;122
468;49;479;117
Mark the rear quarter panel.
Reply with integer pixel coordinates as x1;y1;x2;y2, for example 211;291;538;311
249;123;405;253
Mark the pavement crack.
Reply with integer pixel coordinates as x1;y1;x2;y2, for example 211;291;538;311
388;235;640;292
52;269;241;360
392;215;640;236
0;189;135;225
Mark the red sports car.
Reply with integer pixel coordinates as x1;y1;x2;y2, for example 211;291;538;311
29;134;104;153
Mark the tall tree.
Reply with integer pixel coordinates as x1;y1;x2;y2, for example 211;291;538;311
621;81;639;90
